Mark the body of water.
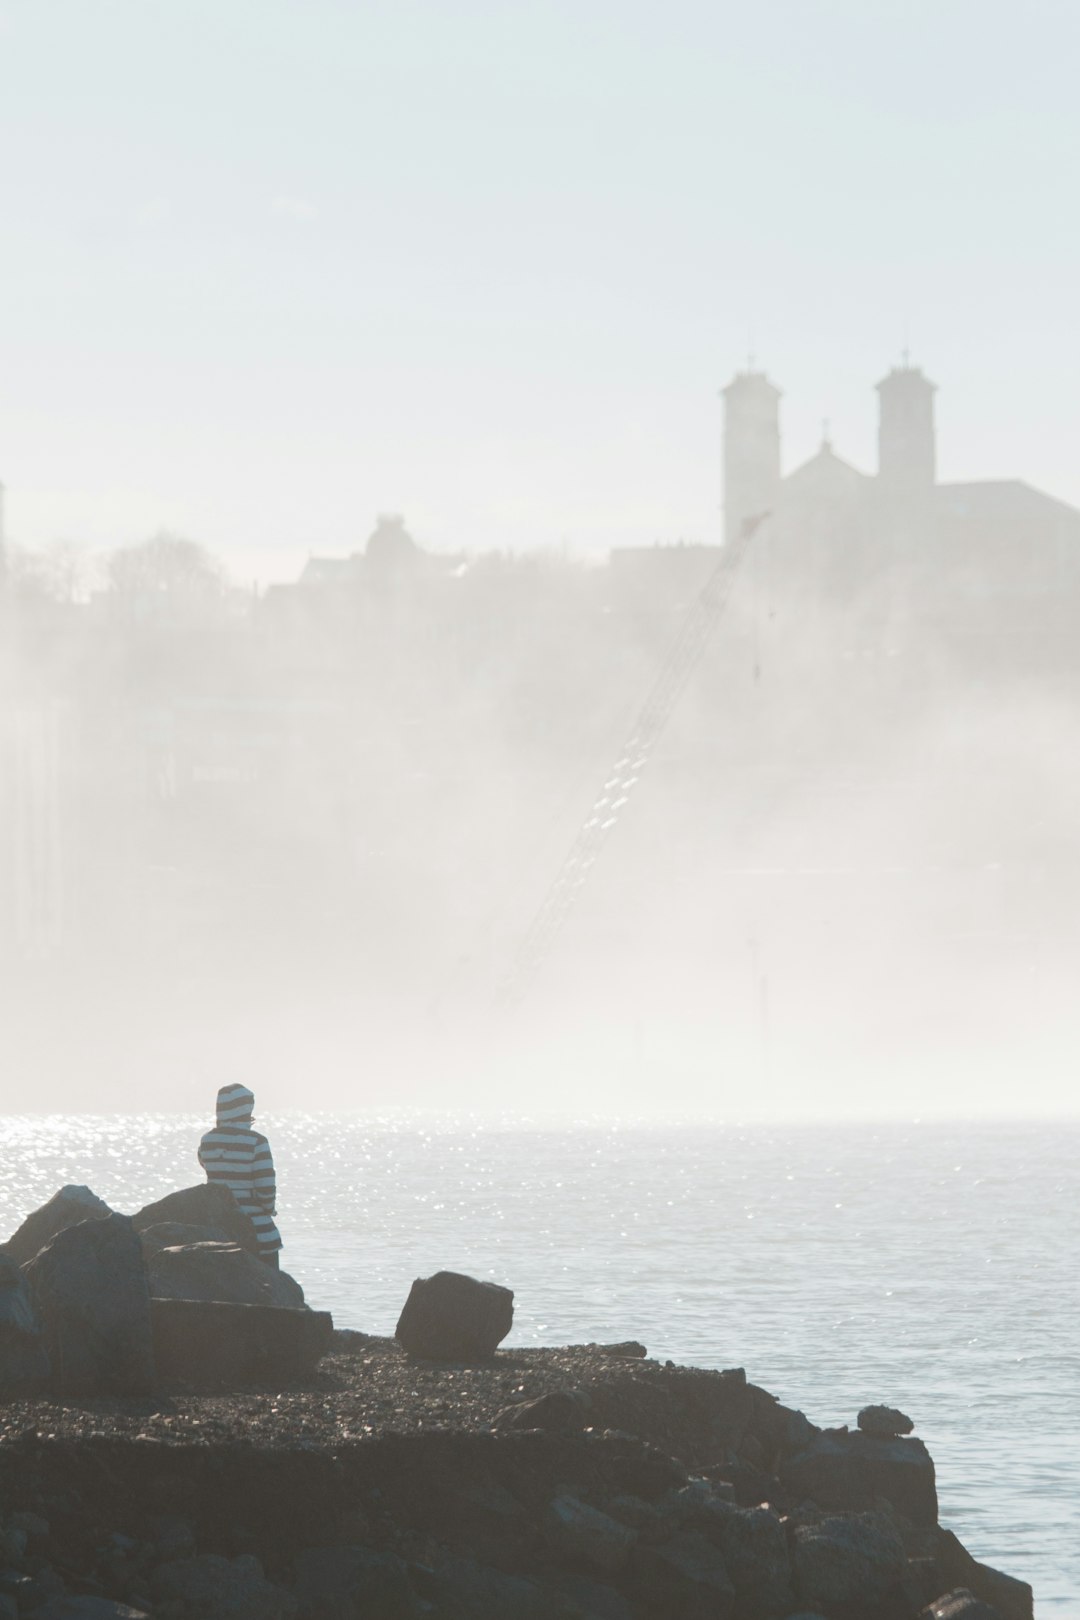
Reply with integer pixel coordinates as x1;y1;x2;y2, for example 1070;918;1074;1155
0;1113;1075;1611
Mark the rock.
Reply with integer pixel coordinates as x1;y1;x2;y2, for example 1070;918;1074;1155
292;1546;422;1620
592;1342;648;1359
780;1430;938;1527
0;1254;49;1396
494;1389;591;1433
411;1555;559;1620
0;1525;27;1562
634;1529;736;1617
656;1477;739;1537
792;1511;912;1616
150;1299;333;1389
858;1405;915;1438
23;1214;155;1397
720;1504;796;1619
2;1569;65;1609
2;1186;112;1268
37;1602;151;1620
147;1241;305;1309
544;1494;638;1575
132;1184;261;1255
138;1221;232;1254
920;1593;1004;1620
747;1388;822;1467
395;1271;513;1361
8;1512;50;1541
936;1530;1033;1620
543;1573;634;1620
151;1553;297;1619
147;1515;196;1561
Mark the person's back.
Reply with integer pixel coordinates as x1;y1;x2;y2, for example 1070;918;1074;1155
197;1084;282;1266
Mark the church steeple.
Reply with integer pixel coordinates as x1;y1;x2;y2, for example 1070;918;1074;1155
876;360;936;490
721;368;781;543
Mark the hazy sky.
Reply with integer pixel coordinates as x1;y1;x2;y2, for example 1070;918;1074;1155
1;0;1078;581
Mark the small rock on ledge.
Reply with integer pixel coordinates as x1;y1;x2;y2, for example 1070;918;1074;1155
858;1403;915;1437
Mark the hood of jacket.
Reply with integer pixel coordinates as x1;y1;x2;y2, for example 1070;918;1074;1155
215;1083;255;1129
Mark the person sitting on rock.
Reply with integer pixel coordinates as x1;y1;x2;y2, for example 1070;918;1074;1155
197;1084;283;1268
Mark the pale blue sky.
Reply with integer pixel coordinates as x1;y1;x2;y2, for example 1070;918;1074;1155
1;0;1077;580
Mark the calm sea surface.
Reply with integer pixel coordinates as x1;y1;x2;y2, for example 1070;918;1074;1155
0;1114;1076;1612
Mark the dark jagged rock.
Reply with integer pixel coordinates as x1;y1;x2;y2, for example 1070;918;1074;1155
395;1271;513;1362
859;1405;916;1438
147;1240;305;1309
792;1511;913;1618
131;1184;261;1255
0;1254;49;1397
23;1214;154;1397
2;1186;112;1269
150;1299;333;1389
780;1429;938;1527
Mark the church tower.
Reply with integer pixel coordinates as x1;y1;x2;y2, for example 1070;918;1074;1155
721;369;781;544
876;361;936;490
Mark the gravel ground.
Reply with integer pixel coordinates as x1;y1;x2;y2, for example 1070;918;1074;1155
0;1334;756;1470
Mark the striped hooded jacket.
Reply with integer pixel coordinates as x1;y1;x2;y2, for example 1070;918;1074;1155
197;1084;282;1255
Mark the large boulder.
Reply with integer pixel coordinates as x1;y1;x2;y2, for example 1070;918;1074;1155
292;1547;422;1620
633;1529;737;1617
395;1271;513;1361
2;1186;112;1268
0;1253;49;1396
791;1511;913;1618
150;1554;296;1619
543;1494;637;1575
780;1430;938;1528
151;1299;333;1389
132;1184;261;1254
23;1214;155;1396
146;1241;305;1309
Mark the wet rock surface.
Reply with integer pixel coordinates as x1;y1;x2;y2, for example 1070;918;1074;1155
0;1338;1033;1620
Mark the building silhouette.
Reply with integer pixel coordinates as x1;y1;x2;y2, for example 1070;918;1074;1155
721;360;1080;651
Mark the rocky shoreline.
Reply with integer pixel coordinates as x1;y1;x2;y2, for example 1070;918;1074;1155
0;1335;1033;1620
0;1186;1036;1618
